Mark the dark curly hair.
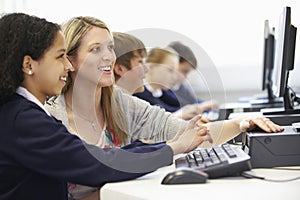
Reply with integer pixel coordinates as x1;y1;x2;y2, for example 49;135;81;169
0;13;60;105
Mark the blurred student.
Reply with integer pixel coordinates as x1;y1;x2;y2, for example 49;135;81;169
167;41;218;110
113;34;208;120
0;13;212;200
113;32;207;121
133;47;214;120
113;31;148;94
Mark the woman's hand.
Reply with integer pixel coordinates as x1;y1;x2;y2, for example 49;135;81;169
167;115;213;155
239;116;284;133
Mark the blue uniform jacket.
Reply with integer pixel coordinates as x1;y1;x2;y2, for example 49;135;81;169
134;87;181;112
0;94;173;200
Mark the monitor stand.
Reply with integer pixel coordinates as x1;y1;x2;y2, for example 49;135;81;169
249;97;283;106
262;86;300;115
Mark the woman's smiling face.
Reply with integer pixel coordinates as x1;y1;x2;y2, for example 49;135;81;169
70;26;116;88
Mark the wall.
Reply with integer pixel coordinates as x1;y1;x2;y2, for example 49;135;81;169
1;0;299;103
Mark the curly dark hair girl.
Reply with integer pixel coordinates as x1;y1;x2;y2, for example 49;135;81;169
0;13;60;105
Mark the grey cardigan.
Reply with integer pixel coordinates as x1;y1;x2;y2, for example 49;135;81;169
45;86;188;144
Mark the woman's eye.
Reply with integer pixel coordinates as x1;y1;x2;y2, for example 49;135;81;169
92;46;101;52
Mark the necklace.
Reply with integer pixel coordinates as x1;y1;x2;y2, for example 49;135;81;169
65;101;99;132
74;112;99;132
77;116;97;131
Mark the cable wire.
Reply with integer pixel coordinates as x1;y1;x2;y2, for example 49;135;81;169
241;171;300;183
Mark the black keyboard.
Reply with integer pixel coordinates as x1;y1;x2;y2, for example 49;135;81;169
175;143;251;178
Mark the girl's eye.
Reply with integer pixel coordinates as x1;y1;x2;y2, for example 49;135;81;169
57;54;65;59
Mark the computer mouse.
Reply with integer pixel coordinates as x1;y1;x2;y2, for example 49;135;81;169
161;168;208;185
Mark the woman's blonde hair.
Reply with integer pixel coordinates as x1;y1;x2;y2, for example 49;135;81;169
61;16;128;144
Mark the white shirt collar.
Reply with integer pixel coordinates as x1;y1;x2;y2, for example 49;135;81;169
145;84;163;98
16;86;51;116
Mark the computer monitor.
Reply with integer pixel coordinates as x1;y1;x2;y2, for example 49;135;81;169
261;20;275;101
264;6;298;115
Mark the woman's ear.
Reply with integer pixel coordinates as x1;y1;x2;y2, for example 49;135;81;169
22;55;33;75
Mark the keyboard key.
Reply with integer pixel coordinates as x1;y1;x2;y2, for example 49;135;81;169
222;143;237;158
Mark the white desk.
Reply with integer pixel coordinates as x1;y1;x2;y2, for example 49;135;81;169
100;163;300;200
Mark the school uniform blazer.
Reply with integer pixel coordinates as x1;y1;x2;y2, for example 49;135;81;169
134;86;181;112
0;94;173;200
173;83;202;107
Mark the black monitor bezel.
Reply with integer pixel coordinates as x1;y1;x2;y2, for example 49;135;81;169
272;6;293;99
263;6;298;115
262;20;275;100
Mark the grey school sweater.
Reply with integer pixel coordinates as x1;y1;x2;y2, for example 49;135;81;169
45;86;188;144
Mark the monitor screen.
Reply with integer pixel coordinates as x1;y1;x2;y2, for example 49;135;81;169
271;6;297;110
262;20;275;99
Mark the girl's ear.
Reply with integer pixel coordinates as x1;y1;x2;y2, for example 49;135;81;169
22;55;34;75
